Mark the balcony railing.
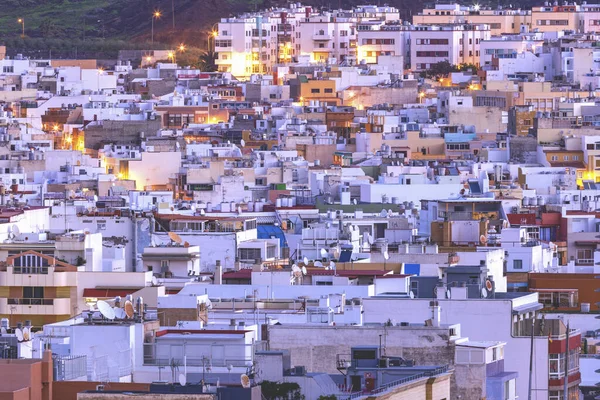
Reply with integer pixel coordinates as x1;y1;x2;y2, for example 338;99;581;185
13;266;49;274
8;298;54;305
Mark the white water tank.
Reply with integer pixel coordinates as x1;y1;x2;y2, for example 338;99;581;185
523;197;530;206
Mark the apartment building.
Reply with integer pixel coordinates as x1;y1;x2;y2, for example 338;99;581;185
410;24;490;71
356;24;409;66
413;4;532;35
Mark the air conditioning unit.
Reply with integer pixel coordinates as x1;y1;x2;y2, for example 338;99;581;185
96;385;105;391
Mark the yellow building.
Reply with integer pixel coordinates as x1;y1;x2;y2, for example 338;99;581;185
543;150;587;186
413;4;532;35
531;4;579;32
299;79;341;106
0;251;78;327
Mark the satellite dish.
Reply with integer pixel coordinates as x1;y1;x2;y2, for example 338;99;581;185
446;289;451;299
124;300;135;318
383;251;390;260
23;327;30;341
0;327;6;334
480;235;487;245
314;261;323;268
301;266;307;275
352;198;357;205
200;209;206;216
330;261;336;270
179;373;187;386
292;264;301;274
240;139;246;147
485;279;494;292
241;374;251;388
12;225;20;236
388;209;393;216
97;300;116;320
114;308;126;319
320;248;328;258
237;206;242;214
94;195;99;202
151;276;158;286
303;256;308;265
367;234;374;245
168;231;183;244
140;219;150;232
409;291;414;299
15;328;23;342
379;210;388;218
481;288;488;298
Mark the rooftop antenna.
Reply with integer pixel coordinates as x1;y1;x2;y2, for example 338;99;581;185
97;300;116;320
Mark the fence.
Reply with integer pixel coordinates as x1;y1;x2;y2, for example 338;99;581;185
53;354;87;381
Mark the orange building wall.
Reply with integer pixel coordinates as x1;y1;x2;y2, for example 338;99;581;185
529;273;599;310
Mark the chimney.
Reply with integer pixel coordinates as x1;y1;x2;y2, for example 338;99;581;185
429;301;441;327
214;264;223;285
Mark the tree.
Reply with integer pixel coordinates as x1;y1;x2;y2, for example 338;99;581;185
261;381;305;400
198;50;217;72
421;60;454;80
39;18;63;37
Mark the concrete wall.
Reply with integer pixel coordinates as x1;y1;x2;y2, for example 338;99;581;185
267;325;456;373
84;120;160;150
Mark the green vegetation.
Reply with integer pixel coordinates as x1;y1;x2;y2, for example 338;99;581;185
261;381;305;400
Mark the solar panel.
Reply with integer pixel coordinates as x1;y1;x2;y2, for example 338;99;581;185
583;181;597;190
338;249;353;263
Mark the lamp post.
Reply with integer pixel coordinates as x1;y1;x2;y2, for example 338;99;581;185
97;68;103;93
151;10;161;47
17;18;24;38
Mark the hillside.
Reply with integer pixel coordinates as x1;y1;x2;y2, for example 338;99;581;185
0;0;541;58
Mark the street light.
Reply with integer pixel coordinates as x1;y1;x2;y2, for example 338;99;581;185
17;18;24;38
167;51;175;64
97;68;104;92
178;43;186;52
151;10;161;47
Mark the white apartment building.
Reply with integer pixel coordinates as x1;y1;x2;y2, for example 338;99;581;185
356;24;410;66
297;14;355;64
215;4;400;78
215;16;275;77
410;24;491;71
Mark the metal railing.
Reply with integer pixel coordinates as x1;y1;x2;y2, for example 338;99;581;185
53;354;87;381
338;365;452;400
143;342;254;368
8;298;53;305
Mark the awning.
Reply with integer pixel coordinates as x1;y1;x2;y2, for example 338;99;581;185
83;288;143;298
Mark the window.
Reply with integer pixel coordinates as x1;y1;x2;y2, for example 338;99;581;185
239;248;262;261
551;155;558;161
22;286;44;305
410;281;418;297
573;155;579;161
504;381;510;400
513;260;523;269
311;88;320;93
2;66;14;73
324;88;333;93
577;249;593;264
564;155;569;161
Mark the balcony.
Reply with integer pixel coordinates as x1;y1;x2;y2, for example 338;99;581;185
313;33;332;41
0;297;71;315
